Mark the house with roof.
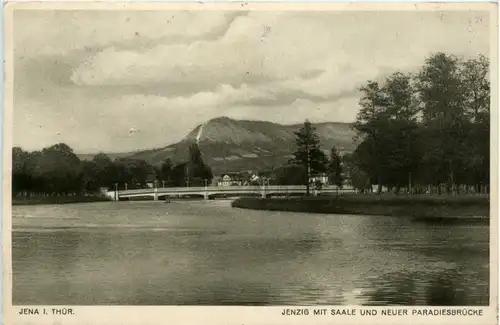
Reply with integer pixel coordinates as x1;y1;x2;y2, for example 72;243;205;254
245;174;261;185
217;172;244;186
309;173;329;185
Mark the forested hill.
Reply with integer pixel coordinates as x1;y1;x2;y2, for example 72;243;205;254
119;117;356;174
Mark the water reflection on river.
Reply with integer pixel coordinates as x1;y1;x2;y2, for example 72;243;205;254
12;200;489;305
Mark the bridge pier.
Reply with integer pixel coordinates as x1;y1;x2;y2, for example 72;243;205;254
204;192;209;200
153;192;158;201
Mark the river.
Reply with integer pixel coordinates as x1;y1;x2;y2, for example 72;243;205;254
12;200;489;306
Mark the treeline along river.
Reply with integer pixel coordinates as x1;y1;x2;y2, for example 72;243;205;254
13;201;489;305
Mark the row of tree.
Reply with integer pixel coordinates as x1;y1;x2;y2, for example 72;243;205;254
351;53;489;194
270;52;490;195
12;143;213;197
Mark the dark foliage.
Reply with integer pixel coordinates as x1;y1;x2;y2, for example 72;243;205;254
349;53;490;194
12;142;214;197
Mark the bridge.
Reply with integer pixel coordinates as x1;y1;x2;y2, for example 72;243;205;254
107;185;353;201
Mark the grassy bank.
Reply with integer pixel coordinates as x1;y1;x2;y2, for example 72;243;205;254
231;195;490;222
12;195;112;206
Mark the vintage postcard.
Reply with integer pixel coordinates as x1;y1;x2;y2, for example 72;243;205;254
2;2;498;325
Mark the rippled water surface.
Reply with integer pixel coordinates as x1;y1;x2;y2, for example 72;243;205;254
12;201;489;305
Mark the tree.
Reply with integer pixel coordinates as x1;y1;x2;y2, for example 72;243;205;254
460;54;490;122
383;72;422;193
349;52;490;195
327;146;343;191
342;153;371;193
353;81;390;193
416;53;469;194
460;55;490;193
353;72;422;194
12;147;31;196
291;120;328;195
10;141;209;197
275;164;307;185
186;143;213;186
92;153;116;189
33;143;82;195
159;158;173;186
80;160;100;193
112;158;155;189
170;162;188;187
382;72;419;120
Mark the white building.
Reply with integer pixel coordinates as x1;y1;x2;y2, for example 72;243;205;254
217;173;243;186
309;173;329;185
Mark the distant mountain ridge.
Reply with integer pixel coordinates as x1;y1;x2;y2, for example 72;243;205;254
78;117;357;175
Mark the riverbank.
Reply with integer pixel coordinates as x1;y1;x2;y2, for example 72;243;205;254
231;195;490;223
12;196;112;206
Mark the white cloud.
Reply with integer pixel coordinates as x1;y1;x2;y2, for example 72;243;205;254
15;11;237;57
13;9;491;152
69;12;338;87
69;11;489;98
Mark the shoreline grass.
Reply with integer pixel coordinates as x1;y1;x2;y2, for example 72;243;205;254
231;194;490;223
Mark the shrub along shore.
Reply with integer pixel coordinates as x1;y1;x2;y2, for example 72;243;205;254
231;195;490;223
12;195;111;206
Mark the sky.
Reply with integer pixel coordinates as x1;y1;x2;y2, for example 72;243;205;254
13;9;490;153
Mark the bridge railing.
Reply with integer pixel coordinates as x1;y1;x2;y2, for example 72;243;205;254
115;185;350;196
117;185;292;195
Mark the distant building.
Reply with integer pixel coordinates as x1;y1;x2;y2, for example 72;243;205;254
216;171;275;186
245;174;260;185
217;173;243;186
309;173;329;185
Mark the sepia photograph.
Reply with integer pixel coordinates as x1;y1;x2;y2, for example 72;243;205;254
3;2;498;324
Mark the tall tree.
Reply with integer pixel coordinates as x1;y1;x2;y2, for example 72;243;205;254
460;55;490;193
354;81;390;193
159;158;173;186
92;153;116;189
460;54;490;122
275;164;307;186
80;160;100;193
327;146;343;190
349;52;490;195
342;153;371;193
170;163;188;187
354;72;422;193
186;143;213;186
33;143;82;195
12;147;31;196
112;157;156;189
416;53;469;194
291;120;327;195
381;72;421;193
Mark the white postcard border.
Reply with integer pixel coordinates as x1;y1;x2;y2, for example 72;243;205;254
2;2;498;325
